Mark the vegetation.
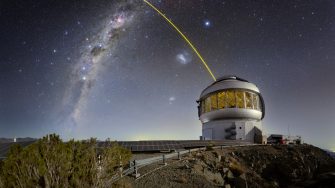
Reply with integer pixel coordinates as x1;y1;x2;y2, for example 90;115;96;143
0;134;132;187
206;142;214;151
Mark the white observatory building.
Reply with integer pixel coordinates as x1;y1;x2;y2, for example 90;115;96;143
197;76;265;143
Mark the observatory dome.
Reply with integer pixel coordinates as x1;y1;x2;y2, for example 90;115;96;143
198;76;265;123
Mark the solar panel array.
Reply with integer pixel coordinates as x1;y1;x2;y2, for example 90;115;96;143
100;140;252;152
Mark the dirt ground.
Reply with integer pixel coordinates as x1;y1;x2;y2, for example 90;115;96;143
116;144;335;188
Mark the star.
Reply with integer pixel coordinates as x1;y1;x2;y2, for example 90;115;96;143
204;20;211;28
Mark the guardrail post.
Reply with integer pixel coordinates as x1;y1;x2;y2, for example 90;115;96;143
188;149;191;154
162;155;167;165
119;155;123;177
177;151;181;160
133;160;140;178
129;160;133;168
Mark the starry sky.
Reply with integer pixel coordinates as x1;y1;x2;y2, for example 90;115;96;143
1;0;335;150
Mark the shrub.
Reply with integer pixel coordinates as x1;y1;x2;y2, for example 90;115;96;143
0;134;132;187
206;143;214;151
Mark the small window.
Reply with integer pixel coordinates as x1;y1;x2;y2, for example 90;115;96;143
252;94;259;110
210;94;218;111
217;91;225;109
201;100;205;114
226;90;236;108
236;91;244;108
205;97;211;113
245;92;253;109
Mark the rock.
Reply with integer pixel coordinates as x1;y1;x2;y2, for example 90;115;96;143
234;175;247;188
183;164;190;169
215;178;225;186
204;168;224;185
217;155;222;162
262;164;266;169
271;180;279;187
229;162;245;176
227;170;235;180
193;164;203;174
228;156;238;164
212;151;219;157
225;184;231;188
216;163;223;170
223;168;229;174
290;169;298;179
239;173;247;180
175;176;188;184
196;152;203;160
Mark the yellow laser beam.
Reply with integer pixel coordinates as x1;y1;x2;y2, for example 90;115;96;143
143;0;216;81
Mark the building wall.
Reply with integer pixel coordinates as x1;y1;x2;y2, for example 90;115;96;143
202;119;262;143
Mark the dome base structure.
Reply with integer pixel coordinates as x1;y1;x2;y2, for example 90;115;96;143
202;120;262;142
197;76;266;144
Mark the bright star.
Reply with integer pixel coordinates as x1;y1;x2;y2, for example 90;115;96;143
204;20;211;27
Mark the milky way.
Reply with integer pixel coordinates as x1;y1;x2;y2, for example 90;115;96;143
61;0;140;129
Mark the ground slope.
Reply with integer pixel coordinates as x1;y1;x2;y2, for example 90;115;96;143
120;144;335;188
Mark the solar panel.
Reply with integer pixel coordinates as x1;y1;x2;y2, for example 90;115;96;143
94;139;253;152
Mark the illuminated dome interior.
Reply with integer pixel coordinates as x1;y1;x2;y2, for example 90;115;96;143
198;76;265;122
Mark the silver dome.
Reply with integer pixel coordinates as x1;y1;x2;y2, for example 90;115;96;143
198;76;265;123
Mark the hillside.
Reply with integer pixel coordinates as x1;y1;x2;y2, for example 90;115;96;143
121;145;335;188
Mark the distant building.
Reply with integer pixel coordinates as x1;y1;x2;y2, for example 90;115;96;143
267;134;302;145
267;134;284;144
197;76;265;143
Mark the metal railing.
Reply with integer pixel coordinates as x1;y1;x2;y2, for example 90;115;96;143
111;143;262;183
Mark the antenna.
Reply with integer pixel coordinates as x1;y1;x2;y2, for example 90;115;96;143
288;124;291;139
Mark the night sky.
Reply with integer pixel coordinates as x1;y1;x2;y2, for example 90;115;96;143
1;0;334;150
